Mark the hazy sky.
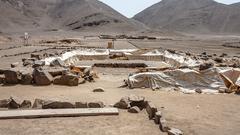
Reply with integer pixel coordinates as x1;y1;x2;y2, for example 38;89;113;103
99;0;240;18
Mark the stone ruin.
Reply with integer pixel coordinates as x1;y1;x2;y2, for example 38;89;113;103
0;47;239;95
0;95;183;135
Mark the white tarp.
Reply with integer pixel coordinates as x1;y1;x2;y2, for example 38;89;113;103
127;68;236;94
219;68;240;92
142;50;202;67
43;49;109;65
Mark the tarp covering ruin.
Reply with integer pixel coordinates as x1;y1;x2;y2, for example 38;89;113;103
127;68;240;94
127;49;202;67
43;49;109;66
219;69;240;93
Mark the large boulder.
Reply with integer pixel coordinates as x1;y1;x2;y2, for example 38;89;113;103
4;69;21;84
114;97;130;109
33;69;53;85
53;73;79;86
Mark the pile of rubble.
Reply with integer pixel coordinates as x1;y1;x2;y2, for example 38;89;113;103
0;97;105;109
0;52;97;86
114;95;183;135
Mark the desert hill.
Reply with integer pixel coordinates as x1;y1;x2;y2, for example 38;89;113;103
0;0;146;33
133;0;240;34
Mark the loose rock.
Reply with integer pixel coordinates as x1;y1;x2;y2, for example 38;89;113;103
75;102;88;108
11;62;19;68
167;128;183;135
146;101;158;119
20;100;32;108
159;118;170;132
0;99;11;108
8;97;21;109
42;101;75;109
114;97;130;109
53;73;79;86
93;88;105;92
129;95;146;110
33;69;53;85
32;99;45;109
195;88;202;94
128;106;141;113
220;53;227;57
154;111;162;124
88;101;104;108
213;57;223;63
199;62;214;71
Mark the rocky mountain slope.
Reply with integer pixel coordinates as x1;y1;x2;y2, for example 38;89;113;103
0;0;146;33
133;0;240;34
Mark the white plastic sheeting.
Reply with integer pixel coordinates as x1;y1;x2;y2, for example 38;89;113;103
142;50;201;67
219;68;240;92
43;49;109;65
127;68;235;94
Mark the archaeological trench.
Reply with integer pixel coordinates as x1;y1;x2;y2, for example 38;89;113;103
0;36;240;135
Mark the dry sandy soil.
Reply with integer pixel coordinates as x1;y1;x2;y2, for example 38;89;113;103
0;32;240;135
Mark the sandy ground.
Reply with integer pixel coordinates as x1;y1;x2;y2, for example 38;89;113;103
0;33;240;135
0;71;239;135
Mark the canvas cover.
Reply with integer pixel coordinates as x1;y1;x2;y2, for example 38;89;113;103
219;69;240;93
127;68;240;93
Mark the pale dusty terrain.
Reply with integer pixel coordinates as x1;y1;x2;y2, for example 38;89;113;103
0;33;240;135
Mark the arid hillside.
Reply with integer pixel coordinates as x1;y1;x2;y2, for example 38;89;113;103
0;0;147;33
134;0;240;34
